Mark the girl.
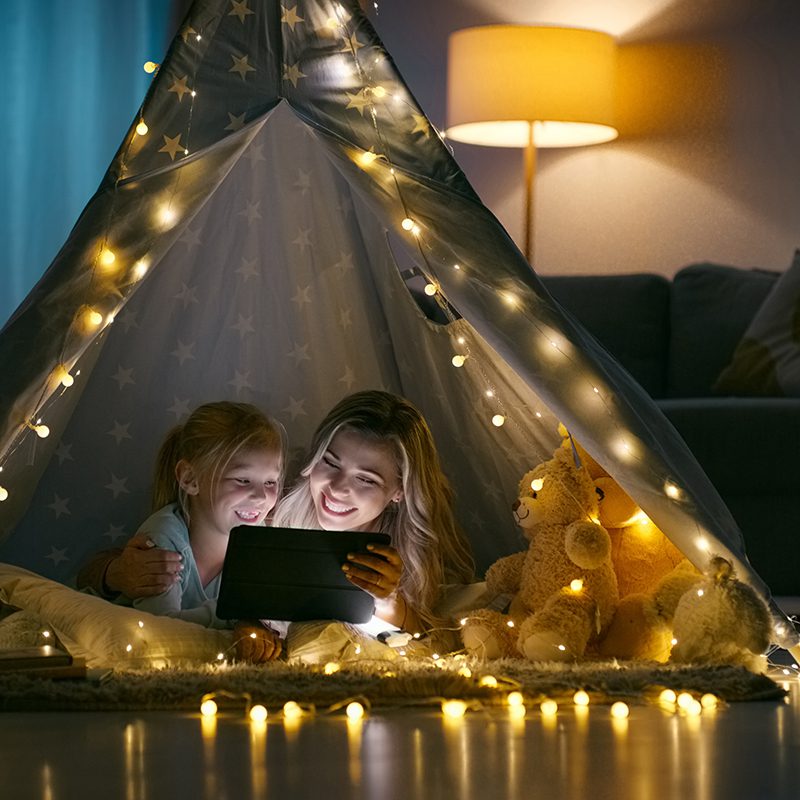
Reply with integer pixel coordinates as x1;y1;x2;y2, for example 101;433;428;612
126;401;286;661
272;390;475;635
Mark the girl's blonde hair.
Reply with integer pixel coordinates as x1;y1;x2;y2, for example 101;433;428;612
273;390;474;626
152;401;286;520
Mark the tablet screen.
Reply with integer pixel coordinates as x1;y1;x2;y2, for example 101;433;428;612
216;525;392;623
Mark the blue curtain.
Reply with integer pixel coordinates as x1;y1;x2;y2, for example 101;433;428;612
0;1;178;326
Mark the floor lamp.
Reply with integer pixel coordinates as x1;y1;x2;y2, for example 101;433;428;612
446;26;619;264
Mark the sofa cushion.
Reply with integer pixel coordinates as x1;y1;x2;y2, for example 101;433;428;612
541;274;671;397
714;250;800;397
668;264;778;397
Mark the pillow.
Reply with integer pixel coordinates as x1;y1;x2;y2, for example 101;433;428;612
715;250;800;397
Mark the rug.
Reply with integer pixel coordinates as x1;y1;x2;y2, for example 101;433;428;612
0;658;785;713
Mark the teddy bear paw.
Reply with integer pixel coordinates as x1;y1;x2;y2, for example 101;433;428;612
519;629;575;662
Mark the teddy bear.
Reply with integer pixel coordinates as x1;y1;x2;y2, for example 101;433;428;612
558;426;698;661
558;427;773;668
461;446;619;662
670;555;772;672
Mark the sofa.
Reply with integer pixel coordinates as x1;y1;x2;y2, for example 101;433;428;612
541;263;800;597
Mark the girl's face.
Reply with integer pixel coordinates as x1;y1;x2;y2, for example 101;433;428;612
309;428;403;532
183;447;282;538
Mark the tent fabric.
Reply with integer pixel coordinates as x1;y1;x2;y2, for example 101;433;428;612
0;0;796;653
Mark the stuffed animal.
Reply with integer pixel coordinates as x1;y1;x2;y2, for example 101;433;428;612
462;447;619;662
670;556;772;672
558;426;698;661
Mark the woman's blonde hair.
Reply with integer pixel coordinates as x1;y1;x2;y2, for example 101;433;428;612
152;401;286;520
273;391;474;626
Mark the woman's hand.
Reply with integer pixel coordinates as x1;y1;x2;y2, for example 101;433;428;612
342;543;403;600
234;621;283;663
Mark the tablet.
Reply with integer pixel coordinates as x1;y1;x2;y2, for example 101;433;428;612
216;525;392;623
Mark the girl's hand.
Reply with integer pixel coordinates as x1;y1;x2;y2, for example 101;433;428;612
234;621;282;662
342;543;403;600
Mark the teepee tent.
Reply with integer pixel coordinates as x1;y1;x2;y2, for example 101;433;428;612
0;0;796;654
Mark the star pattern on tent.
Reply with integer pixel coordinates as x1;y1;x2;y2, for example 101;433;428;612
229;370;253;394
105;474;130;499
338;366;356;389
159;134;184;160
283;396;307;421
281;5;304;30
230;54;256;81
103;524;127;543
236;257;259;281
48;494;70;518
333;251;355;275
292;229;313;253
335;195;353;219
283;62;306;87
180;25;197;43
339;308;352;329
225;111;247;132
287;342;310;365
239;199;262;224
112;366;135;390
228;0;254;23
411;113;430;137
468;508;485;531
294;169;311;194
179;227;203;250
291;285;312;307
340;33;365;54
117;308;139;332
345;89;371;116
231;314;255;339
174;283;199;307
54;441;73;465
45;546;69;566
168;76;191;102
107;421;132;445
167;397;192;420
171;340;196;365
244;143;265;164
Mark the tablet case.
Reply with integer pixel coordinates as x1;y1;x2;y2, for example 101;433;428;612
216;526;392;623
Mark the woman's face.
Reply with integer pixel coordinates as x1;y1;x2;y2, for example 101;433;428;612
308;428;403;532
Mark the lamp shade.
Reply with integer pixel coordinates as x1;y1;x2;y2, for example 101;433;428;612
447;25;618;148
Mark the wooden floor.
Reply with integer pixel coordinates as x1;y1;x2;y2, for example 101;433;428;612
2;673;798;800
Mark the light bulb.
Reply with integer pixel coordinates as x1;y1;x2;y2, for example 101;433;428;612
401;217;414;230
133;259;149;279
283;701;302;719
55;365;74;387
659;689;677;704
677;692;694;710
507;691;524;707
570;579;584;592
357;149;378;167
610;702;629;719
34;424;50;439
143;61;159;73
540;699;558;717
479;675;498;688
530;478;544;491
0;486;7;502
136;120;148;136
346;702;365;720
249;704;268;722
324;662;340;675
424;283;437;296
573;690;590;706
200;699;218;717
700;693;718;709
491;414;505;427
371;85;387;98
99;248;116;267
441;700;467;718
451;355;466;368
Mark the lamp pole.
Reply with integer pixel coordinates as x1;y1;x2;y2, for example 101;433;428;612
523;121;536;265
